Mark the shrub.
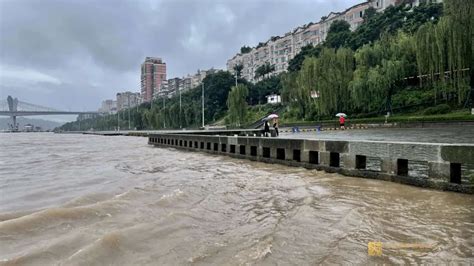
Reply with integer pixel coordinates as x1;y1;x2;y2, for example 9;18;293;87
423;104;451;115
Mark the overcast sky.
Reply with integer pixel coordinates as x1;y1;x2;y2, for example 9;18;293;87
0;0;359;116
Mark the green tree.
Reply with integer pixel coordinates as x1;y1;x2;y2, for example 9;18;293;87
227;84;249;127
248;75;282;105
362;7;377;22
254;63;275;80
314;48;354;115
350;33;416;113
415;0;473;105
233;64;244;78
325;20;351;49
240;46;252;54
287;44;322;72
295;57;317;119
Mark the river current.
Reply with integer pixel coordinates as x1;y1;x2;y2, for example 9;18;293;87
0;133;473;265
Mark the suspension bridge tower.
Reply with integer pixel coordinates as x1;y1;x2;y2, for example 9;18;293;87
7;96;18;131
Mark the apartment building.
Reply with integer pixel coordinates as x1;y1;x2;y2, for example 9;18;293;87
116;91;141;111
141;57;166;102
155;68;219;98
98;99;117;114
190;68;218;88
182;75;193;92
227;0;400;82
166;77;182;98
408;0;442;6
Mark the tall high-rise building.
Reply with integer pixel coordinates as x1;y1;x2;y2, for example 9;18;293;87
141;57;167;102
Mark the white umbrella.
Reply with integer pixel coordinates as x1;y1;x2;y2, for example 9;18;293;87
335;113;347;117
266;114;279;120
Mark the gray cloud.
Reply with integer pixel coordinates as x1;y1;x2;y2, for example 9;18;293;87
0;0;359;113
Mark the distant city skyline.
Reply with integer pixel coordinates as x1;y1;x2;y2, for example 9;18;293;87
0;0;360;115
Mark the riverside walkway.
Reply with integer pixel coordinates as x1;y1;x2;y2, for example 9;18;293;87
280;126;474;144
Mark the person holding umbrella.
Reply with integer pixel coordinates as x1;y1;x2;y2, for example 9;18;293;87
266;114;279;137
263;120;270;137
336;113;347;130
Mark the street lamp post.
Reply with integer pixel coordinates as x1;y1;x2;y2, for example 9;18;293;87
179;88;182;129
201;82;204;128
163;96;166;129
127;94;131;130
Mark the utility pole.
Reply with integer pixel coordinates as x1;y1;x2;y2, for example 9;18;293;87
179;88;182;129
117;111;119;131
235;72;238;87
127;94;131;130
201;82;204;128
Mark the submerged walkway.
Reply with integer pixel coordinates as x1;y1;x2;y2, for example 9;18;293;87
280;126;474;144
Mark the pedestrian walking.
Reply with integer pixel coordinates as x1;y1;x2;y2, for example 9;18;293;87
335;113;347;130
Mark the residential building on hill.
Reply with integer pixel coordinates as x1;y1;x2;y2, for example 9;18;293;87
227;0;402;83
156;68;219;98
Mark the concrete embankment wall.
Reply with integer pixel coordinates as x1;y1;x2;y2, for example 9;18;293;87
148;134;474;194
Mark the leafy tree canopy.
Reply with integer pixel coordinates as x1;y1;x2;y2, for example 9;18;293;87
233;64;244;78
240;46;252;54
287;44;322;72
324;20;352;49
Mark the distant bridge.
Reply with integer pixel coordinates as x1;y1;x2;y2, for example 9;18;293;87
0;96;98;131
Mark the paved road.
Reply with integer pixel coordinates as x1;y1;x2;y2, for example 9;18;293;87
280;126;474;144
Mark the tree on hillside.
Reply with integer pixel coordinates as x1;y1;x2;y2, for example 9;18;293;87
287;44;322;72
348;3;443;50
363;7;377;22
201;71;238;121
314;48;354;115
280;72;297;104
233;64;244;78
240;46;252;54
227;84;249;127
248;75;282;105
402;2;443;33
350;33;416;113
415;0;473;105
325;20;351;49
254;63;275;80
295;57;317;119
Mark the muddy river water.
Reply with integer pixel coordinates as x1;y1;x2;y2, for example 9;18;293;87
0;133;473;265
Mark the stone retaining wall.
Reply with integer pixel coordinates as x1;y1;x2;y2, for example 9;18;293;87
148;134;474;194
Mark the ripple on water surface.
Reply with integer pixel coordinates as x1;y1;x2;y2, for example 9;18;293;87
0;133;473;265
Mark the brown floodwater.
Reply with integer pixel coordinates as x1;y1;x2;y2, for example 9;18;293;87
0;133;473;265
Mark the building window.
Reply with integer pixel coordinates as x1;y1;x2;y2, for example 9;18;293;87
360;11;363;17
